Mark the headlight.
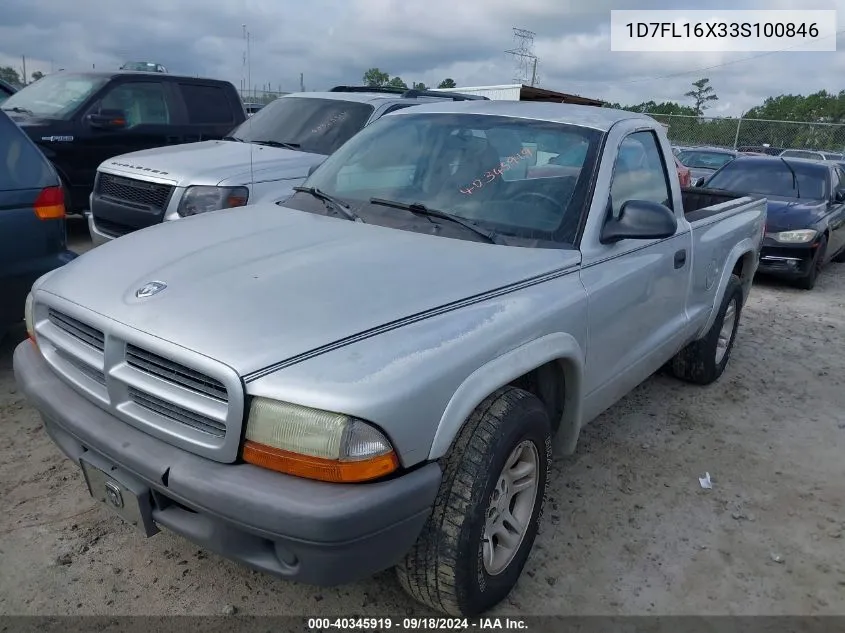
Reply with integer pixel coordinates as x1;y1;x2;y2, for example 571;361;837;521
242;397;399;482
177;185;249;217
24;292;35;339
770;229;817;243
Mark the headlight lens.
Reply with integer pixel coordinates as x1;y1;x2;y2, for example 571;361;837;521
242;397;399;482
770;229;817;243
24;292;35;339
177;185;249;217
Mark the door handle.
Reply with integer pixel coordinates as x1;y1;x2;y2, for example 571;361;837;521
674;249;687;269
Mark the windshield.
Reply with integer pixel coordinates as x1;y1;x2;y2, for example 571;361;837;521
1;73;108;119
676;150;735;170
822;152;844;160
780;150;821;160
706;159;828;200
290;112;603;245
229;96;374;155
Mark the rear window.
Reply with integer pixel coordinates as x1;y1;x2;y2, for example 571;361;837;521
180;84;235;124
228;96;374;155
0;111;56;191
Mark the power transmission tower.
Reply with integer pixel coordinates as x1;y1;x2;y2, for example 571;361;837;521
505;27;539;87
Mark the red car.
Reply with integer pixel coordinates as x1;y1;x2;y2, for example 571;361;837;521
674;155;692;187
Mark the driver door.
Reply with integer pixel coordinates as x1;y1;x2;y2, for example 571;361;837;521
579;129;692;410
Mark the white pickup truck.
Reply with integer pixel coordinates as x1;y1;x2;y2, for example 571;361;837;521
15;102;766;616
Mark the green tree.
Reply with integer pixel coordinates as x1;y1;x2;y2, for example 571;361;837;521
387;76;407;89
685;78;719;115
438;78;456;88
363;68;390;87
31;71;44;81
0;66;21;85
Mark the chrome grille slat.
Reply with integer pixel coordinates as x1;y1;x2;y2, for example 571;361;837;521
48;309;104;351
55;349;106;385
128;388;226;438
126;344;228;402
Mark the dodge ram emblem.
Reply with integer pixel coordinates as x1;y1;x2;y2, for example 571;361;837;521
135;281;167;298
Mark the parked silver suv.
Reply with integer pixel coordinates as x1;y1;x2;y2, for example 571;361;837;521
87;86;487;244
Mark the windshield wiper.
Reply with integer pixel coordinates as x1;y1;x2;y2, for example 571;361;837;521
293;186;364;223
1;106;34;115
369;198;502;244
779;157;801;198
253;140;301;151
222;135;244;142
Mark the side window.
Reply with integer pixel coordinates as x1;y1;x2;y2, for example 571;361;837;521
99;82;170;127
0;113;54;190
179;84;234;124
609;131;673;218
382;103;416;116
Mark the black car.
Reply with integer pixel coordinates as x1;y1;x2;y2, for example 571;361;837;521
0;111;77;338
704;155;845;289
0;71;246;214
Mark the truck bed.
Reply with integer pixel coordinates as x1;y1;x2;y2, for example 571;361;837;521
682;187;759;223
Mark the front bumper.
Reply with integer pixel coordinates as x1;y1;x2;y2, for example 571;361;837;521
757;240;817;279
13;341;441;585
86;212;115;247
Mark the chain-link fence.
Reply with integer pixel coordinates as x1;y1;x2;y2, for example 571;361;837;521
647;113;845;154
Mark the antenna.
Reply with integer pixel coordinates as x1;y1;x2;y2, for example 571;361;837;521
505;27;540;87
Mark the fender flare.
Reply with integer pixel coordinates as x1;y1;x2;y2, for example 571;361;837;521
427;332;585;460
697;239;756;338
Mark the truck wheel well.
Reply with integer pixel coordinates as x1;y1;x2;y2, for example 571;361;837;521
507;360;566;435
732;251;755;303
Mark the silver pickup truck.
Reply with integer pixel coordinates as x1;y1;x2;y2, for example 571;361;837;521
14;101;766;616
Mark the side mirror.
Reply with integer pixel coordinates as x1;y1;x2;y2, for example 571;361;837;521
694;176;706;187
600;200;678;244
87;109;127;130
306;160;325;178
835;189;845;203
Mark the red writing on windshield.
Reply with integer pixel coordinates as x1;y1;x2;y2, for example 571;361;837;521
459;147;533;195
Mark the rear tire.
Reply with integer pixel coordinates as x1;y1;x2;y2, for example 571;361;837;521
396;387;552;616
831;245;845;263
667;274;743;385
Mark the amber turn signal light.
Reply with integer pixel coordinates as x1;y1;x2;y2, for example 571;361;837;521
242;440;399;483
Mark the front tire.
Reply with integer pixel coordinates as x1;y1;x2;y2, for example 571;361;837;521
668;273;743;385
795;235;826;290
397;387;552;616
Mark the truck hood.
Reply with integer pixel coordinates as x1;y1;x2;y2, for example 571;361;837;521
101;140;327;188
37;205;578;377
763;196;828;232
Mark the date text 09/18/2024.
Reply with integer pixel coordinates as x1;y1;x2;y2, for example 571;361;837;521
307;617;529;630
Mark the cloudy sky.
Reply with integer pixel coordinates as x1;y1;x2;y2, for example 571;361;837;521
1;0;843;115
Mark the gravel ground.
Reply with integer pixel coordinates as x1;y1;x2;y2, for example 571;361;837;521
1;216;843;616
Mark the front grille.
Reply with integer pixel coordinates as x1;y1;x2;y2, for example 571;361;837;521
48;309;104;351
128;388;226;438
55;348;106;385
95;173;174;210
34;305;243;462
126;345;228;403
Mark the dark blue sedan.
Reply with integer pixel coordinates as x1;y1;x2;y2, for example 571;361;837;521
0;110;77;338
703;155;845;290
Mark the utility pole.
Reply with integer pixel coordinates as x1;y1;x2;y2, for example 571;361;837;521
21;55;27;85
242;24;252;99
300;73;305;92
